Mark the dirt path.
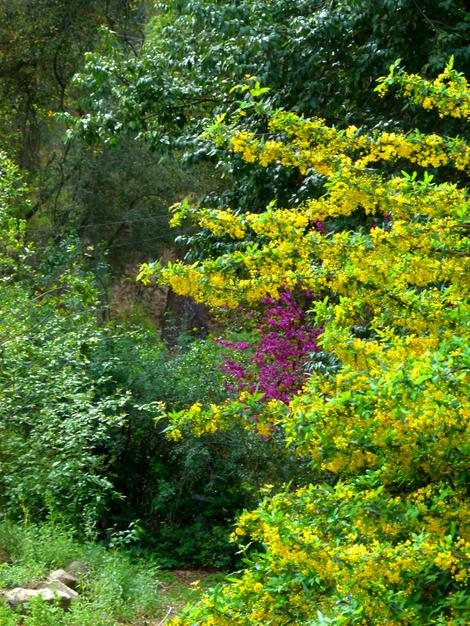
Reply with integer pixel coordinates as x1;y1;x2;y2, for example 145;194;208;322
133;569;225;625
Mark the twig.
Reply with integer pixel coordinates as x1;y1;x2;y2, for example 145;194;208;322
157;607;174;625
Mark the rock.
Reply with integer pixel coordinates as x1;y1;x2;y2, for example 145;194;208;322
2;587;49;608
1;586;73;610
40;578;79;596
0;565;81;612
48;568;79;590
65;560;88;577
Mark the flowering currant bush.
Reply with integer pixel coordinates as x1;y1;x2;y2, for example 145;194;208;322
141;60;470;625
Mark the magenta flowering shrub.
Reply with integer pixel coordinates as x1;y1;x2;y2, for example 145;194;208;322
218;290;321;402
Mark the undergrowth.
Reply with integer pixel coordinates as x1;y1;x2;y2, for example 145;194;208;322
0;521;216;625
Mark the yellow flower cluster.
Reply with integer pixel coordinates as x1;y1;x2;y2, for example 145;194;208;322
198;208;247;239
376;57;470;119
228;111;469;176
154;162;468;313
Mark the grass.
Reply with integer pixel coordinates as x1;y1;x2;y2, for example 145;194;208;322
0;521;226;626
148;570;226;623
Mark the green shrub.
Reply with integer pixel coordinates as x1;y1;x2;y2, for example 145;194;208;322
0;151;139;530
97;329;300;566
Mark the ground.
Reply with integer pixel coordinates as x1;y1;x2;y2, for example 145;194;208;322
131;569;225;624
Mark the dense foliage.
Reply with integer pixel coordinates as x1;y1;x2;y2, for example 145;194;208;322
0;0;142;166
74;0;470;138
71;0;469;217
101;329;299;567
142;64;470;624
0;154;277;563
0;152;134;528
1;1;469;623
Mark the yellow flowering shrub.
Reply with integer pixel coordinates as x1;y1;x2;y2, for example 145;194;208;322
376;56;470;119
144;65;470;624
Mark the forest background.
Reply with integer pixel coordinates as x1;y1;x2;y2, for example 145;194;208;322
0;1;468;624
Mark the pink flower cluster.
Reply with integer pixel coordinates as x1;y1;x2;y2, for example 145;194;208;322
218;290;321;403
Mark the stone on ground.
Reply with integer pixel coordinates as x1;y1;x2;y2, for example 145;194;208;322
1;586;74;610
48;568;79;590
